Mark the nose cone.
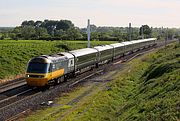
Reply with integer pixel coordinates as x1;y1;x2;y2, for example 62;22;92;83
26;77;48;87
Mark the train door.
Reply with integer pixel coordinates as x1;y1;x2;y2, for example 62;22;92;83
68;58;74;72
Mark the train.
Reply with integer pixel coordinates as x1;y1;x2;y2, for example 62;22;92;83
26;38;157;87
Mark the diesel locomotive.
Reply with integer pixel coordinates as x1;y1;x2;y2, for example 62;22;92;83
26;38;157;87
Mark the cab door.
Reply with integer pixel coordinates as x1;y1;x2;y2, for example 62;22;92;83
68;58;74;72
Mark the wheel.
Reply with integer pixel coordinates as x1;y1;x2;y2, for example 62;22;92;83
56;78;61;84
55;78;61;85
64;75;67;82
55;76;64;85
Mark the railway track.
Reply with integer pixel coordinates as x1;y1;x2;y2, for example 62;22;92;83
0;86;39;110
0;66;104;120
0;40;177;121
0;78;26;93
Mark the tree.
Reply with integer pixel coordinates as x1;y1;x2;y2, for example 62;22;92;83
35;27;49;39
22;20;35;26
42;20;57;36
11;27;22;39
167;29;175;40
0;34;5;40
56;20;74;31
54;29;65;38
112;29;123;41
21;26;36;39
139;25;152;38
91;32;99;40
90;24;97;32
98;32;111;41
66;27;82;40
9;33;18;40
35;21;43;27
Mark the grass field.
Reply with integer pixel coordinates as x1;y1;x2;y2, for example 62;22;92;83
25;42;180;121
0;40;116;80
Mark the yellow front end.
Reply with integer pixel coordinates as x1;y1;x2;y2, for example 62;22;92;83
26;73;49;86
26;69;65;87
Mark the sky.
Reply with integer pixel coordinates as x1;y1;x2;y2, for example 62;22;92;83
0;0;180;28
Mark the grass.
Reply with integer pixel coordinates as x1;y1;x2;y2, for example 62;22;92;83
24;42;180;121
75;42;180;121
25;83;102;121
0;40;115;80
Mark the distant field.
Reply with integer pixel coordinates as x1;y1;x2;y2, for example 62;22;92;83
0;40;116;80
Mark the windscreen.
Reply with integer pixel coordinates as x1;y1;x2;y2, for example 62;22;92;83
27;62;49;73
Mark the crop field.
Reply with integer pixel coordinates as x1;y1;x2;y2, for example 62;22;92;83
0;40;116;80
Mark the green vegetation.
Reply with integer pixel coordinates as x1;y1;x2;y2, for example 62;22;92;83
1;19;180;41
0;40;115;80
25;42;179;121
75;43;179;121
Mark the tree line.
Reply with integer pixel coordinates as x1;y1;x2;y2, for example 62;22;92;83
0;19;180;41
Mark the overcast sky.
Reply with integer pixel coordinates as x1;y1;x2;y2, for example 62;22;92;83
0;0;179;28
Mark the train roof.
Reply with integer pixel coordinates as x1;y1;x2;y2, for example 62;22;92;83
110;43;124;48
69;48;98;57
94;45;113;51
58;52;74;59
145;38;157;41
130;40;141;44
29;54;67;64
49;55;67;62
121;41;133;45
130;38;156;44
29;56;52;63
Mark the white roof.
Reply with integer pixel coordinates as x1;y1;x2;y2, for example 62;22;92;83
69;48;98;57
60;52;74;59
138;39;146;42
130;40;140;44
94;45;113;51
35;55;67;63
129;38;154;44
132;38;156;43
145;38;157;42
110;43;124;48
121;41;133;45
48;55;67;62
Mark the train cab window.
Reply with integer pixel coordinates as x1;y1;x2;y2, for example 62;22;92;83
27;62;49;73
48;64;52;72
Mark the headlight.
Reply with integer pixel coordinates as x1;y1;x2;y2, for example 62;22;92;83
26;74;45;78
